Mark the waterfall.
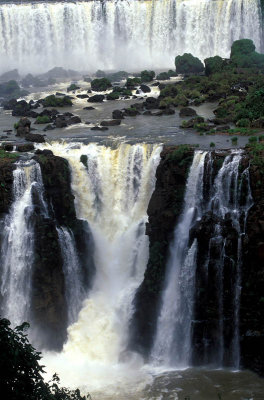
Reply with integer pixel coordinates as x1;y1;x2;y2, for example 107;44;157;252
151;151;207;368
206;151;253;368
39;142;161;391
151;150;253;370
0;160;47;326
0;0;262;74
57;226;86;325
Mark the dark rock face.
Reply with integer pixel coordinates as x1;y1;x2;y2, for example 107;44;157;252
129;146;194;357
112;109;124;119
0;158;15;216
140;84;151;93
16;143;34;152
25;133;45;143
179;107;197;117
100;119;121;126
88;94;105;102
15;117;31;136
240;163;264;376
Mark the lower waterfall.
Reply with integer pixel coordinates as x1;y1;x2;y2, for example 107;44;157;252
151;151;207;367
39;142;162;392
0;160;47;326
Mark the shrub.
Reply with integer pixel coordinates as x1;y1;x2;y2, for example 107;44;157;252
67;83;80;92
204;56;225;76
230;39;256;58
168;69;177;77
175;53;204;74
210;142;215;147
126;77;141;89
106;71;129;82
236;118;250;127
35;115;51;124
231;136;238;143
42;95;72;107
91;78;112;91
159;96;175;108
106;92;119;100
249;136;258;143
174;93;188;106
156;72;170;80
140;70;155;82
159;84;178;98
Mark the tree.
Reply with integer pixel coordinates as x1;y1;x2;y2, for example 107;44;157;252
204;56;225;76
175;53;204;74
0;318;89;400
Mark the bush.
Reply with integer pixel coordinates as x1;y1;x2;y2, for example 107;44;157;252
159;96;175;108
174;93;188;106
67;83;80;92
245;88;264;119
210;142;215;147
204;56;225;76
106;92;119;100
0;80;28;99
175;53;204;74
0;318;89;400
159;84;178;98
105;71;129;82
35;115;51;124
126;77;141;89
236;118;251;127
42;95;72;107
231;136;238;143
140;70;155;82
230;39;256;58
168;69;177;77
91;78;112;91
156;72;170;80
249;136;258;143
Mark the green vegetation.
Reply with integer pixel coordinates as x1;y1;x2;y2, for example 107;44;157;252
204;56;225;76
175;53;204;74
91;77;112;91
67;83;80;92
105;71;129;82
0;149;18;161
156;72;170;80
210;142;215;147
228;128;257;136
0;318;89;400
0;80;28;99
246;142;264;170
140;70;155;82
42;95;72;107
230;39;264;69
231;136;238;144
168;145;192;162
35;115;51;124
125;77;141;89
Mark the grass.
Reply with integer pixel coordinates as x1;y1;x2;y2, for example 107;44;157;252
0;149;18;161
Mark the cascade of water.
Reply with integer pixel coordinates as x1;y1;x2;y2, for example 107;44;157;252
151;151;207;368
207;151;253;368
0;160;47;326
57;226;86;325
0;0;261;74
39;142;161;390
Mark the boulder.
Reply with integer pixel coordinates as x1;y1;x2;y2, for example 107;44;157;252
15;117;31;136
67;116;82;125
100;120;121;127
55;117;67;128
112;110;124;119
83;106;95;110
88;95;105;103
17;143;34;152
25;133;45;143
144;97;159;109
140;84;151;93
179;107;197;117
90;126;108;131
76;94;89;99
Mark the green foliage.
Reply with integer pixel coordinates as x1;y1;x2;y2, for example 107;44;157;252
204;56;225;76
91;77;112;91
228;127;257;136
67;83;80;92
42;95;72;107
246;142;264;171
0;80;28;99
167;69;177;77
105;71;129;82
35;115;51;124
174;93;188;106
210;142;215;147
231;39;256;58
125;77;141;89
159;96;175;108
156;72;170;80
159;84;178;98
0;149;18;160
0;318;89;400
248;136;258;143
236;118;250;127
112;86;132;96
231;136;238;143
140;70;155;82
175;53;204;74
245;88;264;119
168;145;191;162
106;92;119;100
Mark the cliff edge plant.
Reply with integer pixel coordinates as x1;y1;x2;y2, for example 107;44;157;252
0;318;90;400
175;53;204;74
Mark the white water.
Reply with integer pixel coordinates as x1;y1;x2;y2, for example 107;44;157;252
208;151;253;368
0;160;47;326
151;151;207;368
39;142;161;394
57;226;86;325
0;0;262;74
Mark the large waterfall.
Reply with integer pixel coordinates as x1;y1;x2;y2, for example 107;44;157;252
0;0;262;74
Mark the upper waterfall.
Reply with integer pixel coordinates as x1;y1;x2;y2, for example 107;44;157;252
0;0;262;74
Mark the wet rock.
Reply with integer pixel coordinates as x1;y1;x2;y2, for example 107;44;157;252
76;94;89;99
16;143;34;152
215;125;230;132
90;126;108;131
143;97;159;110
15;117;31;136
163;108;175;115
143;110;152;116
67;116;82;125
112;109;124;120
83;106;95;110
123;108;139;116
12;100;32;117
140;84;151;93
55;117;67;128
88;94;105;103
25;133;45;143
2;144;13;151
179;107;197;117
152;110;163;116
100;119;121;126
0;69;19;81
